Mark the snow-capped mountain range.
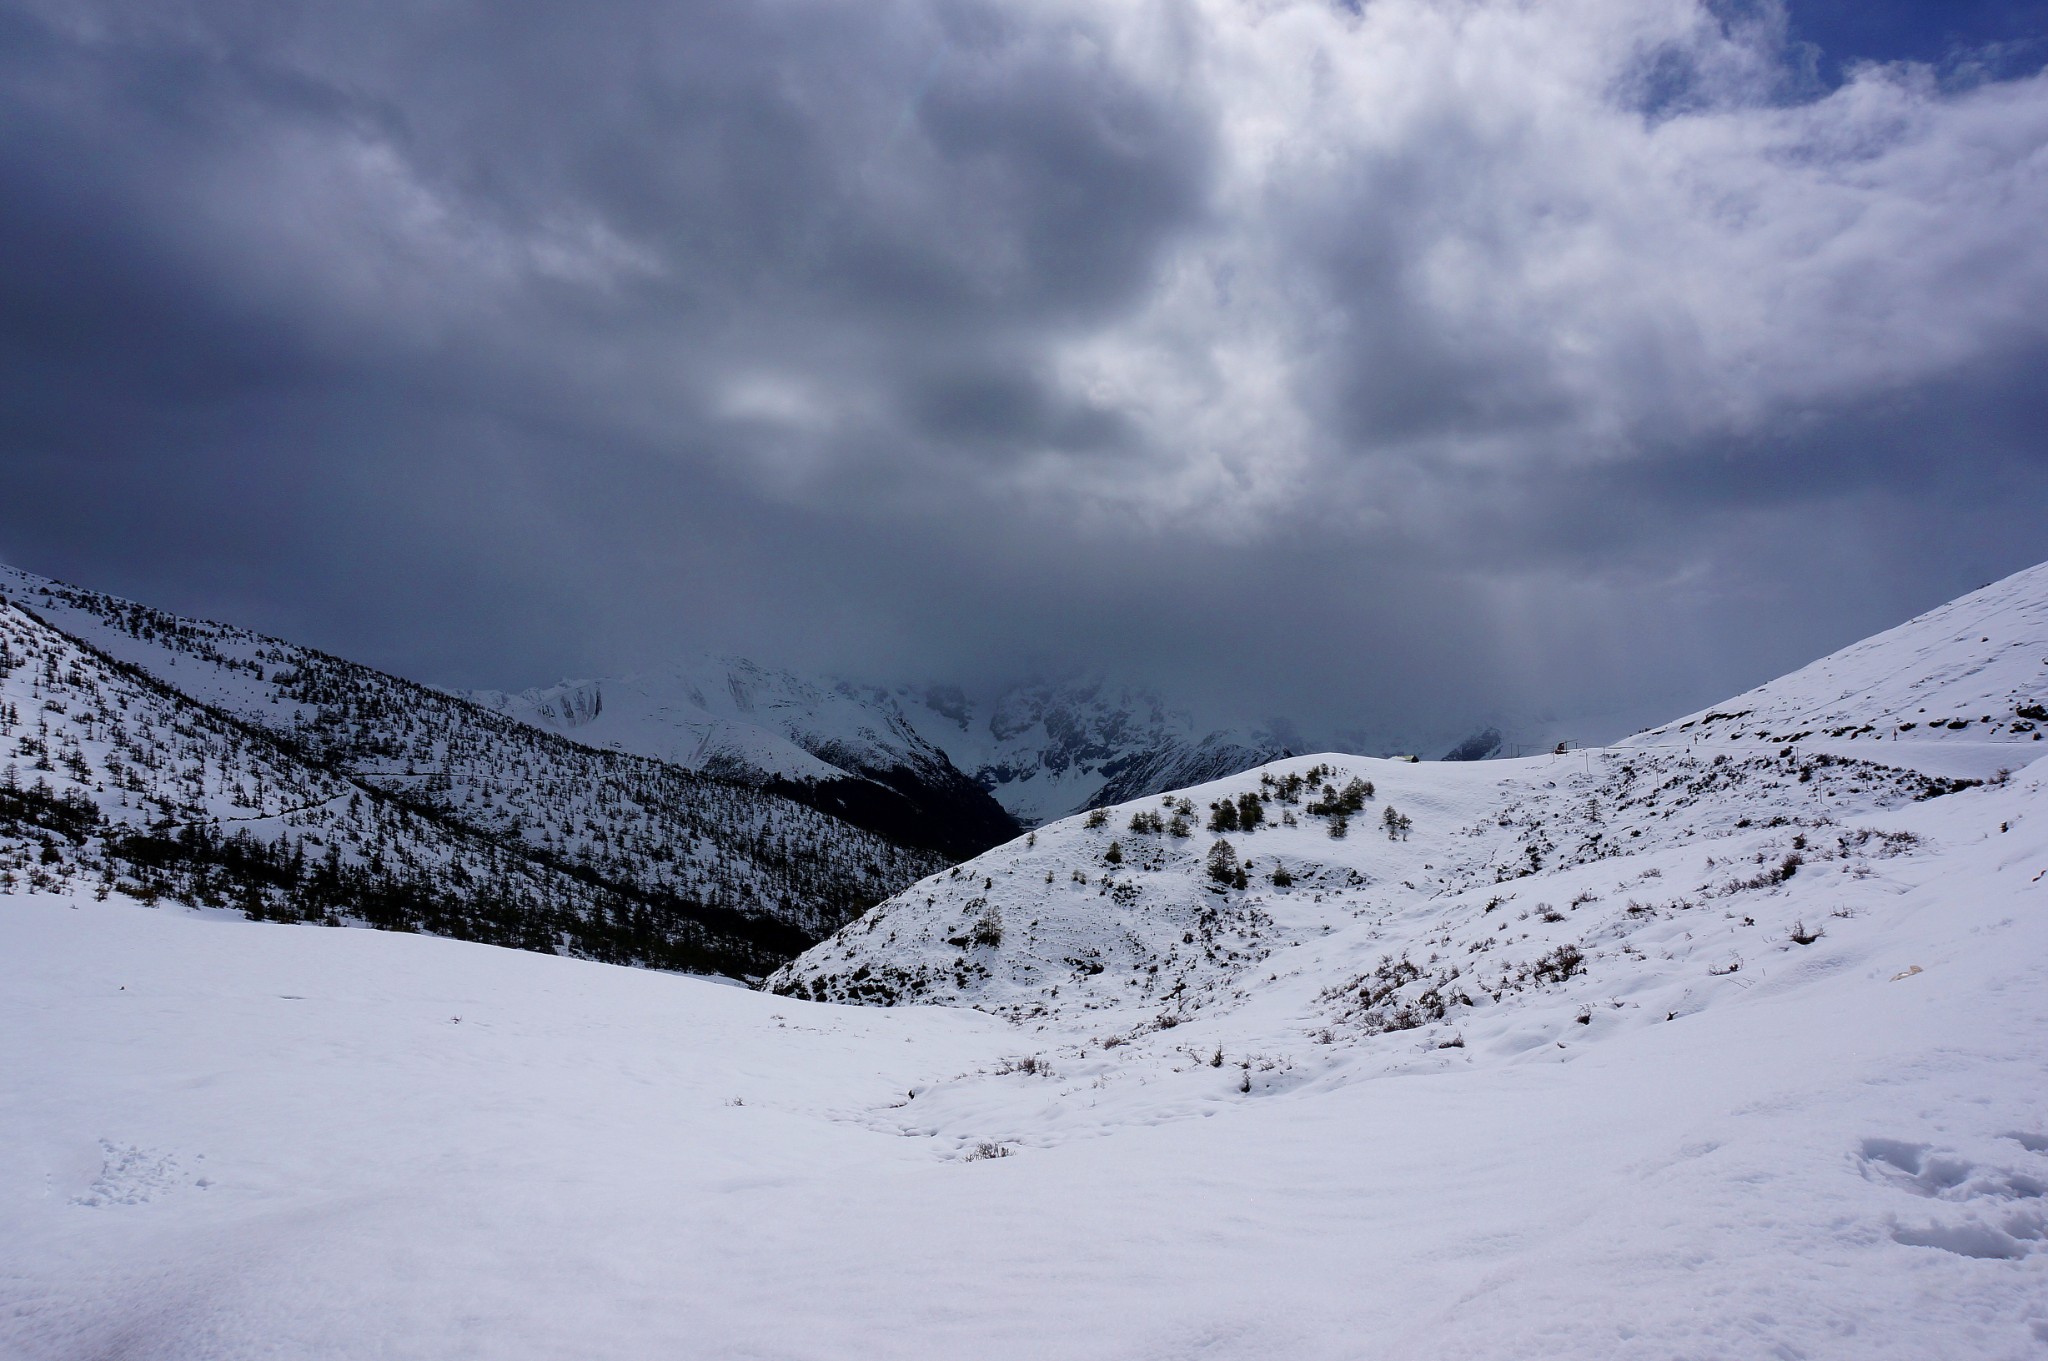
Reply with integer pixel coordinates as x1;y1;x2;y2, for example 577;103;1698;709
468;663;1665;835
467;669;1303;831
889;679;1300;825
466;664;1020;860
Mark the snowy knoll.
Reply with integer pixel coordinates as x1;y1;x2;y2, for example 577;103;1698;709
770;746;1978;1023
770;561;2046;1129
0;567;944;973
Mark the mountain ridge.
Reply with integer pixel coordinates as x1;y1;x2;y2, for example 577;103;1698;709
467;664;1020;860
0;565;948;975
470;666;1306;829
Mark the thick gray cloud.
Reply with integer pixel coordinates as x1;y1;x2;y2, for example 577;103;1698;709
0;0;2044;741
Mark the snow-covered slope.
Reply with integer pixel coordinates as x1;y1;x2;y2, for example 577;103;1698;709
1625;560;2048;766
765;560;2046;1136
0;567;945;972
771;745;1981;1020
773;562;2045;1026
0;589;706;960
467;662;1018;859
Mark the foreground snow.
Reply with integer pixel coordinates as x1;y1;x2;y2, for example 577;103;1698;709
5;747;2046;1359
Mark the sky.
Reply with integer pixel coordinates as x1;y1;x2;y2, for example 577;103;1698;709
1;0;2045;742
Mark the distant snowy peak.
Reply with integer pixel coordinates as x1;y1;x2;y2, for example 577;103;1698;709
1626;560;2048;764
890;678;1294;825
473;667;1298;830
521;679;604;729
466;660;1020;859
475;659;956;775
467;670;852;785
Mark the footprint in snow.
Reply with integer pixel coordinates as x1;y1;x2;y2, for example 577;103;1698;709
70;1140;209;1208
1857;1136;2048;1260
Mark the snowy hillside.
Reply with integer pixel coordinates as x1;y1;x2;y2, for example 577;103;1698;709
1626;560;2048;765
0;567;945;973
770;745;1981;1019
0;593;679;949
773;564;2046;1029
766;560;2048;1157
466;662;1018;859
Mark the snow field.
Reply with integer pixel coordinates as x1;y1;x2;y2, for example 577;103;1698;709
5;748;2046;1358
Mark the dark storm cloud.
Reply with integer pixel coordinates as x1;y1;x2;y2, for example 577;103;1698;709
0;0;2044;739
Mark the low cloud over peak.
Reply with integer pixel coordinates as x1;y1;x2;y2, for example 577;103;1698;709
1;0;2043;734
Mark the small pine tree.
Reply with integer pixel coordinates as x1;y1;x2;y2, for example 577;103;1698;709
1206;838;1241;885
